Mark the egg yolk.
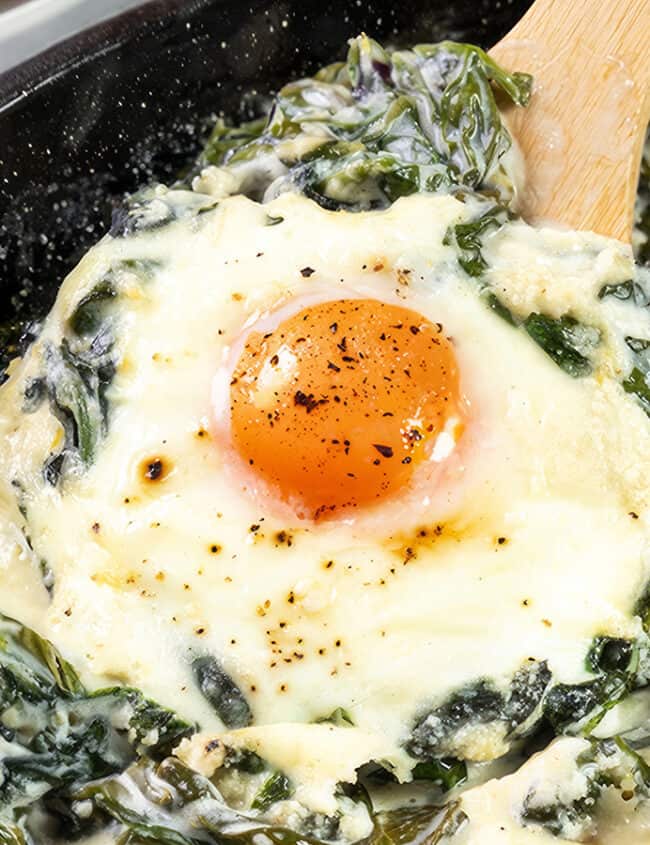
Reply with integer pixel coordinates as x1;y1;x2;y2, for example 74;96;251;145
229;298;463;519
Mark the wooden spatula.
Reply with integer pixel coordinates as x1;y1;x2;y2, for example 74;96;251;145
491;0;650;242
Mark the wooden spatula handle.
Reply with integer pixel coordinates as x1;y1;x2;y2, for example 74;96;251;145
491;0;650;242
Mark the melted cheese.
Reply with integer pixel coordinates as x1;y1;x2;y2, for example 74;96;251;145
0;191;648;824
453;738;650;844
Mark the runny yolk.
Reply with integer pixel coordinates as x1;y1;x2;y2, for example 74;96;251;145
229;298;464;520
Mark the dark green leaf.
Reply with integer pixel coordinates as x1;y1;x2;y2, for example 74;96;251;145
598;280;649;306
522;313;597;377
365;803;467;845
411;758;467;791
483;291;516;325
195;37;531;212
224;748;266;775
543;673;630;734
635;581;650;632
586;637;635;675
444;204;511;277
118;824;195;845
68;280;117;337
407;680;504;759
252;772;293;811
521;735;650;838
314;707;355;726
192;656;252;728
623;366;650;415
0;613;192;824
504;660;551;729
22;379;46;414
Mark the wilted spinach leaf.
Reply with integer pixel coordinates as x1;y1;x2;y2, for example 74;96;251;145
0;613;192;830
444;203;512;277
192;655;252;728
411;758;467;791
252;772;293;811
366;803;467;845
521;736;650;839
522;313;599;377
196;36;531;210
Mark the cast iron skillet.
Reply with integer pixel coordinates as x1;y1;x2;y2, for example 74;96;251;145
0;0;533;375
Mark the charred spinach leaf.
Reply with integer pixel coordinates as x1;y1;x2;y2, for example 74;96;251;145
196;36;531;210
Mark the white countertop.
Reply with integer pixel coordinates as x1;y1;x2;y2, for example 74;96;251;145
0;0;154;73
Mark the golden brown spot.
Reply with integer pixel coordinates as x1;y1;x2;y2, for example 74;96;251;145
140;456;171;483
396;268;412;286
274;530;294;547
388;521;478;565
